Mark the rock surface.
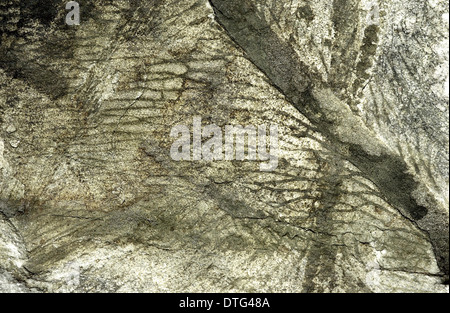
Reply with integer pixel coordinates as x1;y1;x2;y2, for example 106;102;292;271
0;0;448;292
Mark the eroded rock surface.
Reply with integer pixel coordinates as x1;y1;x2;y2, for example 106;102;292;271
0;0;448;292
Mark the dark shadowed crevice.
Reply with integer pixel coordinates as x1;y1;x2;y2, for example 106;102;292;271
301;156;344;292
0;0;99;100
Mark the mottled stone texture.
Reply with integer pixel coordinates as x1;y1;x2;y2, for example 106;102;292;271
0;0;448;292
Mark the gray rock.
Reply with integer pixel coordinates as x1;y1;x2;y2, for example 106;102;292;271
0;0;448;292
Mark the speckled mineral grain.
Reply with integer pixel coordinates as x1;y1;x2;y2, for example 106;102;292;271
0;0;448;293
